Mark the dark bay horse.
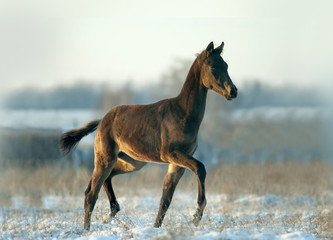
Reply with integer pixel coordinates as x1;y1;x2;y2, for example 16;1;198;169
60;41;237;230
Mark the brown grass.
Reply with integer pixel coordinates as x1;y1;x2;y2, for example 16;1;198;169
115;160;333;198
206;160;333;196
0;160;332;205
0;160;332;238
0;165;91;205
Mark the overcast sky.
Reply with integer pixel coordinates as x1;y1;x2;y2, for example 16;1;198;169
0;0;332;93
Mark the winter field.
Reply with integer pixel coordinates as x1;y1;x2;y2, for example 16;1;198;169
0;161;332;239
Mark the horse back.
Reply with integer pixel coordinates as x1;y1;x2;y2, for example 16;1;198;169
99;98;198;163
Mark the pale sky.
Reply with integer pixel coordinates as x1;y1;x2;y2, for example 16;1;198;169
0;0;332;93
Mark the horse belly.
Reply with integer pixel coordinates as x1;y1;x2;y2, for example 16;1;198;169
115;123;163;163
117;137;162;163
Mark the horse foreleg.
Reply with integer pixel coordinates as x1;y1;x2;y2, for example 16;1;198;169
162;150;207;226
154;164;185;227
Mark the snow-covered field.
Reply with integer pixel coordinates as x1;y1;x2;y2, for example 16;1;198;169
1;190;332;239
0;108;332;239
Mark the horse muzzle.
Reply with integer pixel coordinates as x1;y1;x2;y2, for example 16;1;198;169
230;86;238;99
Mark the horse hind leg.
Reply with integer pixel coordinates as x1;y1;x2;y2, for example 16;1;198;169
103;155;147;219
103;176;120;218
84;140;118;230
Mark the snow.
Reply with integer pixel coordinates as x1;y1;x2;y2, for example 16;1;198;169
1;191;330;239
279;231;318;240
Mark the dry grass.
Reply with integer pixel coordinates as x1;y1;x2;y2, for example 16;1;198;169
207;160;333;196
115;160;333;197
0;165;91;205
0;160;332;238
0;160;332;205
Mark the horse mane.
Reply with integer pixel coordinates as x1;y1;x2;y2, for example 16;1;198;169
176;49;208;107
195;49;208;63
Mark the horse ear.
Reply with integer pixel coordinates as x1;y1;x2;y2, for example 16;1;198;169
206;41;214;56
214;42;224;55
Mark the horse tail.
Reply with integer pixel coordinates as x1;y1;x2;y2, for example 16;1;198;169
60;119;101;155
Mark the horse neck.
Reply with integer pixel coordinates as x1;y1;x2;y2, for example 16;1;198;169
176;57;208;123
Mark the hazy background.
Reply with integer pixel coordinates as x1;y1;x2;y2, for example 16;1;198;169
1;2;333;238
0;0;332;167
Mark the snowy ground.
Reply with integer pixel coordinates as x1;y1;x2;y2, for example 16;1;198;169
1;190;332;239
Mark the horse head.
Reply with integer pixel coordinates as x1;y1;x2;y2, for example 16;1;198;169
201;41;237;101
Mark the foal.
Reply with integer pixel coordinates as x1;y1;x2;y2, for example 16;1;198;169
61;41;237;230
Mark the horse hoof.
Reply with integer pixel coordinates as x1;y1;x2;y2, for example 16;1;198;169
153;222;161;228
192;212;202;226
192;218;200;226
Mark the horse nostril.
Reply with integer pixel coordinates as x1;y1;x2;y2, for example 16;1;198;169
230;87;238;97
